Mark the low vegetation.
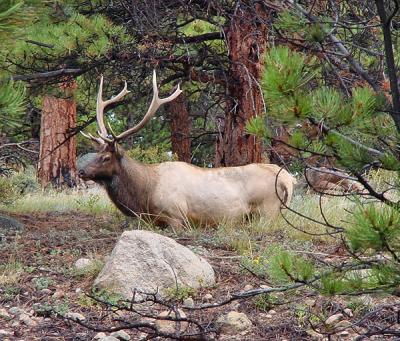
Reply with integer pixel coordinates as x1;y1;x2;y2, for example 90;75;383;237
0;166;398;339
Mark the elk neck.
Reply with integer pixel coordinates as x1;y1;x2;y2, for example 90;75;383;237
102;155;157;216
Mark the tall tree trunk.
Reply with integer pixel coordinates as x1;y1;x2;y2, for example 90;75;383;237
37;91;78;187
167;95;191;162
215;3;268;166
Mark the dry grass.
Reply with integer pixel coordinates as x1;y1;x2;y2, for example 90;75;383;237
3;186;117;216
3;170;396;256
0;261;24;286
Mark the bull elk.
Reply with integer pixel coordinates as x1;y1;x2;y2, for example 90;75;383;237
78;71;296;228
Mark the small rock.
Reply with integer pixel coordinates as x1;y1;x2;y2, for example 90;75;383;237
98;337;119;341
0;308;11;319
0;329;11;336
11;321;20;328
306;329;324;339
243;284;253;291
93;332;107;339
304;298;316;307
344;308;353;317
75;288;82;294
9;307;24;316
65;312;85;322
269;309;276;315
259;313;271;320
260;285;271;289
325;313;344;326
156;309;188;334
335;320;352;329
52;290;64;299
183;297;195;308
40;288;52;295
19;313;37;327
230;301;240;310
359;294;373;306
75;258;93;270
110;330;130;340
203;293;213;301
338;330;350;336
219;335;243;341
216;311;252;334
138;332;148;340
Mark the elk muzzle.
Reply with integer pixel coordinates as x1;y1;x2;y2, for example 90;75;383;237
77;153;98;180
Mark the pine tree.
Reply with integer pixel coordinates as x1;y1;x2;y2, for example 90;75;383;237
245;2;400;300
0;1;28;135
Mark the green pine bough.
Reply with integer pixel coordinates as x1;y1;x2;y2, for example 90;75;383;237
245;45;400;297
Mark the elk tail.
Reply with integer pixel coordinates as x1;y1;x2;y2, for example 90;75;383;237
279;172;296;207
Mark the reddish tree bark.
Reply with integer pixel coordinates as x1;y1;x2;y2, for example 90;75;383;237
215;3;268;166
37;94;78;187
167;95;191;163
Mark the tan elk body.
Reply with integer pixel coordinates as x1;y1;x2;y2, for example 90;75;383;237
79;71;296;228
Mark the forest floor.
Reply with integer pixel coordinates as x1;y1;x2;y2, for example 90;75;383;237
0;187;400;340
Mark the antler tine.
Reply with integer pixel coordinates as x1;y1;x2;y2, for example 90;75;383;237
80;131;105;145
115;70;182;141
107;121;118;138
96;76;108;140
96;76;130;142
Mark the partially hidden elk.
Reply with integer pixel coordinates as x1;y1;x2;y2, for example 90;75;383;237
305;167;364;194
78;71;296;228
269;126;364;194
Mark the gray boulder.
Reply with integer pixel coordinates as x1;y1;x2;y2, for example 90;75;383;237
0;214;24;238
93;230;215;299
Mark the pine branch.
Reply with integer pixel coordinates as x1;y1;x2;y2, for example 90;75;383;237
12;68;84;82
375;0;400;132
286;0;380;92
308;117;384;158
175;32;223;44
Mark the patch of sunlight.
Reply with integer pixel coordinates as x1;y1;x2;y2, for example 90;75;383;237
5;186;116;215
268;193;355;241
366;169;399;200
0;261;24;286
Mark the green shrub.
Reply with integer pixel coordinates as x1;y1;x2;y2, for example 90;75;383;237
75;193;100;211
0;176;18;205
10;167;39;195
165;285;196;302
73;258;104;279
32;276;55;290
33;300;69;317
127;145;177;164
253;293;279;311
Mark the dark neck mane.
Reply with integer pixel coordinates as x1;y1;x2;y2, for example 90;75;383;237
102;157;156;217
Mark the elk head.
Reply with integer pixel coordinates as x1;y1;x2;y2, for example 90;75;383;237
78;71;182;181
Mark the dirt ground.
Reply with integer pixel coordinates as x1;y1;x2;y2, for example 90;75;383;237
0;211;399;340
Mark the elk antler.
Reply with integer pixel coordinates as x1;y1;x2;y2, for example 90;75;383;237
81;70;182;144
113;70;182;141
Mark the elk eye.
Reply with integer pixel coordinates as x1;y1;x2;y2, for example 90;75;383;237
102;155;111;162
